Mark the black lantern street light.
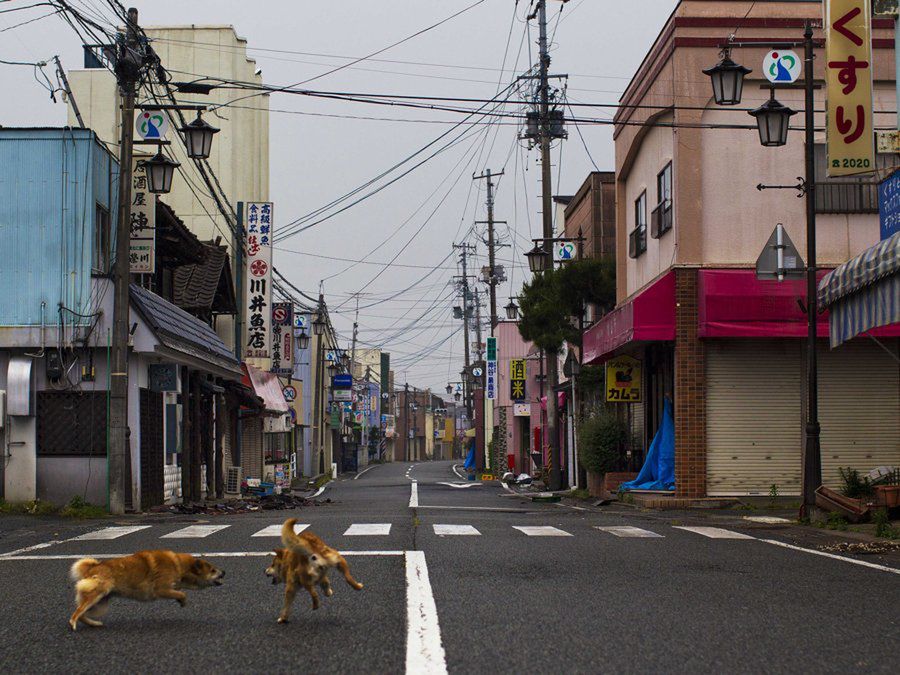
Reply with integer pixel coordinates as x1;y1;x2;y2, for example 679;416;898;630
704;23;821;517
180;112;220;160
445;384;452;395
340;350;351;371
504;298;519;320
748;91;797;147
524;242;548;273
296;331;310;350
702;48;752;106
454;392;461;402
145;149;180;194
327;361;337;377
312;313;326;336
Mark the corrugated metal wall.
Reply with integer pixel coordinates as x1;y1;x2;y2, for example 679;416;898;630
0;129;117;327
706;340;803;496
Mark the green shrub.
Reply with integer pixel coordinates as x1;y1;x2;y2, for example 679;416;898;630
59;496;107;519
578;410;629;475
839;467;874;499
872;509;898;539
826;512;849;531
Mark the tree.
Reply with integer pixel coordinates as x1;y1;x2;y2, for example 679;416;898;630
517;256;615;354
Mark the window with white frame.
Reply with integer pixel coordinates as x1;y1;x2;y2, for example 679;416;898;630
629;190;647;258
651;162;672;238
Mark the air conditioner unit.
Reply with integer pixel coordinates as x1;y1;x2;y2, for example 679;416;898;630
225;466;242;495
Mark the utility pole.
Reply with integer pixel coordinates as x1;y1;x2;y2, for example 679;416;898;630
350;293;360;379
473;169;505;332
404;382;411;462
537;0;563;491
54;56;85;129
454;242;475;419
473;288;484;361
109;7;142;514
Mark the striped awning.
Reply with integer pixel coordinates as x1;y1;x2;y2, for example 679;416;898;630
817;231;900;347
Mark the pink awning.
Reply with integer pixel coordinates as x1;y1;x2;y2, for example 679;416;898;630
583;271;675;364
242;364;289;415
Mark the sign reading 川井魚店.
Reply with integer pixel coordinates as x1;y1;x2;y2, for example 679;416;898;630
824;0;875;177
243;202;273;359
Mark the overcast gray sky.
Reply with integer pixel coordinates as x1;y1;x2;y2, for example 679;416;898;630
1;0;677;394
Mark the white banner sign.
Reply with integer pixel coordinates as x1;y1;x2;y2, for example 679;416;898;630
129;156;156;274
271;301;293;376
486;359;497;400
244;202;273;359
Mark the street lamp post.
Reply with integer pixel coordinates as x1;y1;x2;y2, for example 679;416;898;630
705;22;821;517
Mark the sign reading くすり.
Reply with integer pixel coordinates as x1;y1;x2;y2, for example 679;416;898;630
825;0;875;176
606;355;642;403
243;202;273;359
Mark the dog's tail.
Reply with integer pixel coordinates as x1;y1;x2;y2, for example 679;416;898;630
70;558;101;581
281;518;314;556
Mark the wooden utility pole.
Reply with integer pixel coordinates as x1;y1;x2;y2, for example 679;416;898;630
473;169;505;332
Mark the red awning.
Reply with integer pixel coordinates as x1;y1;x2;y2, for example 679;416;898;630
583;271;675;364
241;364;289;415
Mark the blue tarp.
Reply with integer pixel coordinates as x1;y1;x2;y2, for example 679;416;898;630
463;441;476;471
620;398;675;491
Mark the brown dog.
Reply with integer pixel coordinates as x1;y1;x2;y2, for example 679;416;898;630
69;550;225;630
265;518;364;623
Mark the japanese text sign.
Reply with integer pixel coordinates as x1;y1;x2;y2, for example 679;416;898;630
271;302;293;376
825;0;875;176
243;202;273;359
510;359;526;401
878;170;900;240
486;337;497;401
605;355;642;403
129;155;156;274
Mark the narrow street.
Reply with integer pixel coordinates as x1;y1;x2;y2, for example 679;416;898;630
1;461;897;673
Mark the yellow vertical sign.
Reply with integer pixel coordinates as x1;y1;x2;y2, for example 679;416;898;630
510;359;526;401
606;355;642;403
825;0;875;176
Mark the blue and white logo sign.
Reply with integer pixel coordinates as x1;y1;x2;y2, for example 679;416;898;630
135;110;169;140
554;241;577;262
763;50;801;84
293;314;308;330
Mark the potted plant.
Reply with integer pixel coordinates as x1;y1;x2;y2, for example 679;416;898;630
578;409;629;497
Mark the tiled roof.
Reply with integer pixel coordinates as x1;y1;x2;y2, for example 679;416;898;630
174;242;236;313
130;284;240;376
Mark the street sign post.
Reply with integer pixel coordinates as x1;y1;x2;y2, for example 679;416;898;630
756;223;805;281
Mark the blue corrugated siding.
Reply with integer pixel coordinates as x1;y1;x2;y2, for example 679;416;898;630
0;128;118;327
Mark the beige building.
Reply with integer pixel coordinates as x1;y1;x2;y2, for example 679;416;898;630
583;1;900;497
66;25;270;350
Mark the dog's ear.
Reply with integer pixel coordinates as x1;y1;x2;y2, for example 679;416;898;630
273;548;285;557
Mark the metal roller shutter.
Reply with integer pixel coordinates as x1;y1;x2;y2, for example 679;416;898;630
706;340;802;496
241;418;263;480
819;339;900;489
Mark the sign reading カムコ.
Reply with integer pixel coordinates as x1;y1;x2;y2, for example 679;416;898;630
510;359;526;401
825;0;875;177
243;202;273;359
606;355;642;403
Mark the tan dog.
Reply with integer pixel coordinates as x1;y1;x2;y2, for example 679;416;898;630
69;550;225;630
265;518;364;623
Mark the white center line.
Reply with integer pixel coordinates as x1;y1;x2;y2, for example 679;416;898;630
762;539;900;575
344;523;392;536
512;526;572;537
673;526;755;540
354;465;377;480
409;480;419;508
405;550;448;675
161;525;231;539
251;523;309;537
596;526;663;538
71;526;152;541
0;539;67;557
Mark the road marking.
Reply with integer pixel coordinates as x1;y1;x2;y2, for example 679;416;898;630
436;482;481;489
762;539;900;575
674;526;755;540
512;526;572;537
0;550;405;561
409;480;419;508
595;526;663;538
251;523;310;537
451;464;466;479
405;550;447;675
161;525;231;539
501;482;516;493
743;516;793;524
345;523;392;536
433;524;480;536
71;526;152;541
0;539;67;557
312;485;327;498
354;465;377;480
418;505;532;513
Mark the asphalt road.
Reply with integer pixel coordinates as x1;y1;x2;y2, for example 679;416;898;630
1;460;898;674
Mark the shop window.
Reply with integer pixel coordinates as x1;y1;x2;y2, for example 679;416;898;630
629;191;647;258
651;162;672;238
813;144;897;213
264;433;288;464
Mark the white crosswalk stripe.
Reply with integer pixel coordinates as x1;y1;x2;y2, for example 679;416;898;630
161;525;231;539
251;523;309;537
71;526;151;541
512;526;572;537
595;526;663;538
433;524;480;536
344;523;392;536
674;526;755;540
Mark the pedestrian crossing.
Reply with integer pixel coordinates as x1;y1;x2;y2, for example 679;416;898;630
49;522;764;544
